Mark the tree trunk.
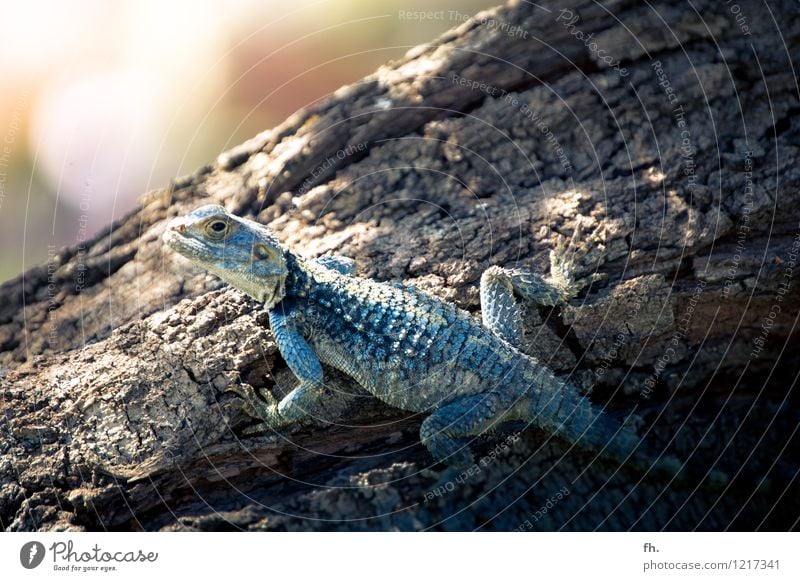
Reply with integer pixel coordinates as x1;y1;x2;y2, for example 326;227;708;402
2;0;798;531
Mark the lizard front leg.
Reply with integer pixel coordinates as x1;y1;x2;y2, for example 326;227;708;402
229;305;329;433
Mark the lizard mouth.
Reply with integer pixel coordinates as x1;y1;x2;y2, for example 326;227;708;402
163;222;215;263
162;226;182;248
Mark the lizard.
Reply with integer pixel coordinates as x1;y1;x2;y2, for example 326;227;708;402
163;204;682;477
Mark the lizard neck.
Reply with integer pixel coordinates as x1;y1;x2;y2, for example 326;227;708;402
283;251;316;299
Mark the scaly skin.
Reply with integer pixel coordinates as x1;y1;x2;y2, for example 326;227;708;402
163;205;663;472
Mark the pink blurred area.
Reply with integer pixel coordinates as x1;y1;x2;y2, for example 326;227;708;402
0;0;493;282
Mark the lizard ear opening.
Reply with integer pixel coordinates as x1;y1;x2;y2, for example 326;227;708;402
253;243;276;261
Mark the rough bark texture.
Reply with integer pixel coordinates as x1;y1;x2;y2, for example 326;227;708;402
1;0;799;531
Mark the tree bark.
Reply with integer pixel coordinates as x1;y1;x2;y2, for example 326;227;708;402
2;0;799;531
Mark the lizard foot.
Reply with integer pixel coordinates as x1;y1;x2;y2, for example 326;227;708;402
225;382;287;432
549;220;605;300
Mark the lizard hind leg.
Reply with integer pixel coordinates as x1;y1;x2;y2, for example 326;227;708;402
479;266;525;348
420;391;516;468
479;265;575;349
479;223;606;348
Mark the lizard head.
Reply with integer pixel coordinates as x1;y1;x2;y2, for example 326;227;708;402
163;204;289;308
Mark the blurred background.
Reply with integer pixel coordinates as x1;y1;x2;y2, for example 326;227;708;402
0;0;494;283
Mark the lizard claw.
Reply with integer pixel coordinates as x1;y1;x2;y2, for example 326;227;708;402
225;382;286;430
548;220;605;300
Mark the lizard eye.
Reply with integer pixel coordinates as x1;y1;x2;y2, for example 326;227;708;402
204;219;230;239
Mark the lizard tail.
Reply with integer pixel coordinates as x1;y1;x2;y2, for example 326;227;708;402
530;379;728;489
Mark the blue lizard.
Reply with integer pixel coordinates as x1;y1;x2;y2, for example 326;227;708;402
163;205;672;474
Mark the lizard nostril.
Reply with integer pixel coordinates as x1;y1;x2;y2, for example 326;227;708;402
174;223;186;234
